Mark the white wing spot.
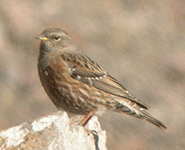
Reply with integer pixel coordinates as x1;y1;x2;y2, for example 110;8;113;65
71;68;75;71
44;70;48;76
77;75;81;79
103;75;106;78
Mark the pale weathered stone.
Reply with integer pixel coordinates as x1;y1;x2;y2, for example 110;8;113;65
0;111;107;150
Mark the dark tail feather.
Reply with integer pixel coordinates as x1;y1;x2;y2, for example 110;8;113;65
114;102;167;131
141;110;168;131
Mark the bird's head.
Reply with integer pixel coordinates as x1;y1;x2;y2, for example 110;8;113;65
36;28;77;53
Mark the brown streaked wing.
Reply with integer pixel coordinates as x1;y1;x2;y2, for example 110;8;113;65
61;52;149;109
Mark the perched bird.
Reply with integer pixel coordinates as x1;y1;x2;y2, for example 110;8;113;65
36;28;167;131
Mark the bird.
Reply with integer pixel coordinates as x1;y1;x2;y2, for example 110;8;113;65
36;28;167;131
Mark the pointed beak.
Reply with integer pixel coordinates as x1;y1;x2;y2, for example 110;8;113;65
35;35;48;41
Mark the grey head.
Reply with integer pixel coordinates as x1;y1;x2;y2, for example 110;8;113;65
36;28;78;53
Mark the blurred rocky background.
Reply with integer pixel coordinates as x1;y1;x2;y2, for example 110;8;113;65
0;0;184;149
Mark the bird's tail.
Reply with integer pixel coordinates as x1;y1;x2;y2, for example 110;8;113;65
114;102;168;131
140;110;167;131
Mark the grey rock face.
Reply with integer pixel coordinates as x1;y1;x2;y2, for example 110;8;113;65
0;111;107;150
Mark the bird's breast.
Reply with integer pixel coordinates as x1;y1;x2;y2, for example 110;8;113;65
37;52;111;114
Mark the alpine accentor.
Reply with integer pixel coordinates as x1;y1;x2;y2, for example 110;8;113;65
36;28;167;130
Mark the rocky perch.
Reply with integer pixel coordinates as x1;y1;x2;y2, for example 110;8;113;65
0;111;107;150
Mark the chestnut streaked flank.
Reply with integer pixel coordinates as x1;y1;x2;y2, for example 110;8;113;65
36;28;167;130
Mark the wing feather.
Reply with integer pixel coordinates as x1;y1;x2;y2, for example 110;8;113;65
61;52;148;109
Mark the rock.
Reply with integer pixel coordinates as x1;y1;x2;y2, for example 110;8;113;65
0;111;107;150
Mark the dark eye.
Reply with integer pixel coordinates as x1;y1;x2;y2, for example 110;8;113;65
53;35;60;41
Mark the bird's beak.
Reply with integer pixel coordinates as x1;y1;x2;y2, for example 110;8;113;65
35;35;48;41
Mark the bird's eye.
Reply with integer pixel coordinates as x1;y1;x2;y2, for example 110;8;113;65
53;35;60;41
